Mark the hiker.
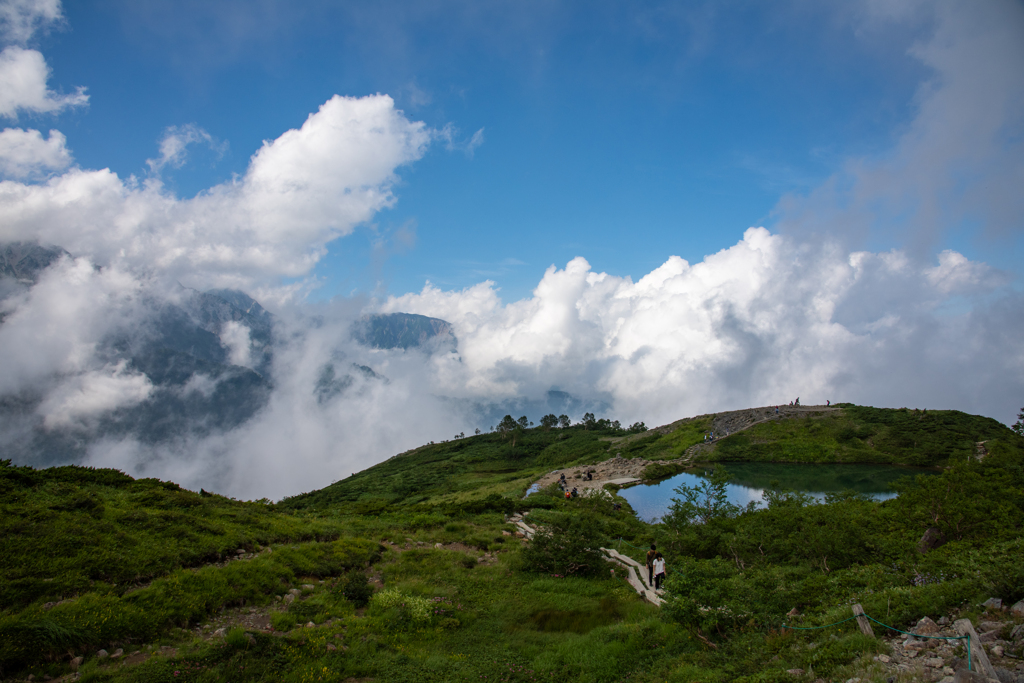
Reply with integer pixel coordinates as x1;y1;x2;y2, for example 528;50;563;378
775;406;779;414
559;473;566;483
795;397;800;406
645;544;657;586
571;487;578;498
653;552;666;590
586;471;593;481
826;400;830;407
564;490;571;500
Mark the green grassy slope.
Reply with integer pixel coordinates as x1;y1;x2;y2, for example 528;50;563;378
708;404;1020;466
2;405;1023;682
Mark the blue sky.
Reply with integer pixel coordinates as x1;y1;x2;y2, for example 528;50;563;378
30;0;1017;302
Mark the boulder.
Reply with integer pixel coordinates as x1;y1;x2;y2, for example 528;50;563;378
918;527;947;553
915;616;941;635
924;657;944;668
213;628;226;637
979;630;1001;643
979;621;1003;632
96;649;109;659
70;656;83;670
1010;624;1024;641
1010;600;1024;618
110;648;123;658
938;616;950;625
982;598;1003;610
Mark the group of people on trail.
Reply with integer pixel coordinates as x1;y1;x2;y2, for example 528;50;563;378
558;473;579;499
645;544;666;590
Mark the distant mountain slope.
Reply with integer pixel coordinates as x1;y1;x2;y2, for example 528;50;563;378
352;312;456;352
0;242;68;282
281;404;1024;510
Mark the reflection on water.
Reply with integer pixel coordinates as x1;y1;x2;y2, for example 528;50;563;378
620;462;937;523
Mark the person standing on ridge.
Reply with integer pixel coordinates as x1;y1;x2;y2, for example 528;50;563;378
646;544;658;587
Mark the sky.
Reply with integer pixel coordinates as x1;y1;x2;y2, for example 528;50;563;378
1;0;1023;498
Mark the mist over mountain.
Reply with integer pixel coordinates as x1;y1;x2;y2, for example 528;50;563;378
0;243;616;495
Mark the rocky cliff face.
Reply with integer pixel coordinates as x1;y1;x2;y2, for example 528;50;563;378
352;312;457;352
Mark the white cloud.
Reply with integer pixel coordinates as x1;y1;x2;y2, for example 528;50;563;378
146;124;226;174
0;0;61;44
219;320;252;368
0;46;87;118
38;361;153;427
0;127;70;178
0;94;431;291
380;228;1023;429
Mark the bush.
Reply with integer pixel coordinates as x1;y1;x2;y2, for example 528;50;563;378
520;513;604;577
335;570;374;608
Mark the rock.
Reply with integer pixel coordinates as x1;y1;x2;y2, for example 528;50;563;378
916;617;942;635
283;594;295;605
982;598;1003;610
302;584;315;590
979;629;1001;643
954;671;995;682
501;531;511;536
845;678;861;683
991;645;1004;657
306;621;315;628
288;588;301;596
327;643;337;651
110;648;123;658
918;527;947;553
70;656;83;670
1010;600;1024;617
434;542;443;549
213;628;226;637
877;654;891;663
993;668;1017;683
979;621;1004;632
925;657;945;668
787;607;800;617
1010;624;1024;641
786;669;805;676
938;616;950;625
96;649;109;659
943;666;955;675
275;595;282;602
905;650;919;658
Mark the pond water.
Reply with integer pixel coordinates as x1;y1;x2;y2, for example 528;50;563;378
619;462;937;523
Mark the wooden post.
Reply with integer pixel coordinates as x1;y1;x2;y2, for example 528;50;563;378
954;618;998;680
851;604;874;637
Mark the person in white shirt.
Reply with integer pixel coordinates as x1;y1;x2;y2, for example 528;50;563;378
653;552;666;590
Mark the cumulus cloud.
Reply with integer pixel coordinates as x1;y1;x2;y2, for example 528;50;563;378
146;124;226;174
0;127;70;178
776;1;1024;249
380;229;1024;429
0;46;87;118
0;0;61;45
0;94;431;292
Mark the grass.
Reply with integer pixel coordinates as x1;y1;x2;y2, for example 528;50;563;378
2;404;1023;682
706;405;1020;466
